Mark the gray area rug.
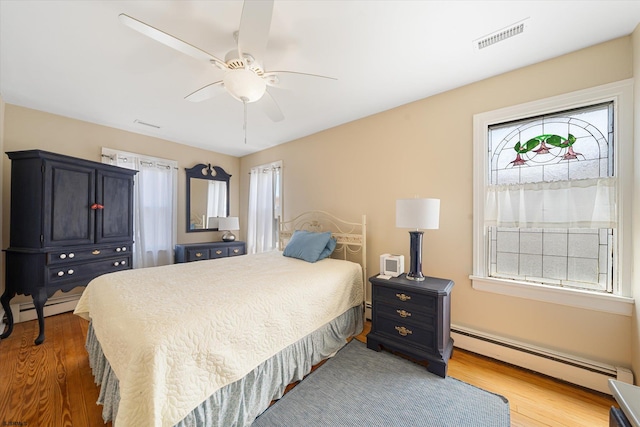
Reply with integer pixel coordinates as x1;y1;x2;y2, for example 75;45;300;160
252;340;510;426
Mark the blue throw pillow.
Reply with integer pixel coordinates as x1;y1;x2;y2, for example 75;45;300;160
283;230;332;263
317;236;337;261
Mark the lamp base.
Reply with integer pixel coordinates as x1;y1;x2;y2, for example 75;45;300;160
222;231;236;242
406;271;425;281
407;230;425;281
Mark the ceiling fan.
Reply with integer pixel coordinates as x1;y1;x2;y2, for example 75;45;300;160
119;0;335;143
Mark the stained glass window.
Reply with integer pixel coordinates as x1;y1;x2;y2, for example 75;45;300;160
486;102;614;292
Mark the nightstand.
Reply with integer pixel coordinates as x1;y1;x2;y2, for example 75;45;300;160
366;274;454;377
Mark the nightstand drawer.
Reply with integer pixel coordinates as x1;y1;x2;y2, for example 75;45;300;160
376;301;434;325
375;285;437;313
375;315;435;351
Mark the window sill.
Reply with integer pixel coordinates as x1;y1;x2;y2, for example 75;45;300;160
470;275;634;316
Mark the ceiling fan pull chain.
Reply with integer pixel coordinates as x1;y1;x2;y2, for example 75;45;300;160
243;99;248;144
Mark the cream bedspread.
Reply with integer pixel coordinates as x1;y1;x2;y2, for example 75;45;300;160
74;250;363;427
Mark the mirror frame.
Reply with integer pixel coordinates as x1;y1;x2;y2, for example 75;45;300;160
185;163;231;232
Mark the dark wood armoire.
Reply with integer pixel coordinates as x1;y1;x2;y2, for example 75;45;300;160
1;150;137;344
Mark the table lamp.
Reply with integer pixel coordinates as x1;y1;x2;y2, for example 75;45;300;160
396;198;440;281
218;216;240;242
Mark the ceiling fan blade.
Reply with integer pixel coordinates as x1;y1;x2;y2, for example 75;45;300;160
255;89;284;122
184;81;225;102
237;0;274;65
119;13;228;69
263;71;337;89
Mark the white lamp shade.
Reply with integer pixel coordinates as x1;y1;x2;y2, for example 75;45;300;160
396;198;440;230
218;216;240;230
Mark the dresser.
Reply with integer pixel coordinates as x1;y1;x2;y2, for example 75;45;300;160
366;274;454;377
1;150;136;345
175;241;246;263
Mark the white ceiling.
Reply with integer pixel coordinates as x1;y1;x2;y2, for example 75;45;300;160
1;1;640;157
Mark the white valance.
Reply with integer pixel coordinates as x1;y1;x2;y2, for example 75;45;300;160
485;177;617;228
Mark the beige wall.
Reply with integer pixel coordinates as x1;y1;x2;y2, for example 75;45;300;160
632;24;640;380
1;105;240;304
240;36;636;370
1;33;637;379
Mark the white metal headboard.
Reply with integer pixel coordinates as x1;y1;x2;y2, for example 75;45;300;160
279;211;367;283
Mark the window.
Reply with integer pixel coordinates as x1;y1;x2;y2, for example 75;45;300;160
471;80;634;315
247;161;282;254
102;148;178;267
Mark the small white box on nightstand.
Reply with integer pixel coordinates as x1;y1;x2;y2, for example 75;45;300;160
379;254;404;277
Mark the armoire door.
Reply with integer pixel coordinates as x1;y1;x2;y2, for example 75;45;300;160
95;168;134;243
43;160;96;247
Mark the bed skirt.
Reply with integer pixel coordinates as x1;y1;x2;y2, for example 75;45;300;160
86;304;364;427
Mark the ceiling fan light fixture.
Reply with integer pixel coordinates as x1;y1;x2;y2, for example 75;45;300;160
223;68;266;103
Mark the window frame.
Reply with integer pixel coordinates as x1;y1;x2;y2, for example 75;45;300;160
471;80;634;316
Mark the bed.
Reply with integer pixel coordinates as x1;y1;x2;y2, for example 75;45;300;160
74;211;367;427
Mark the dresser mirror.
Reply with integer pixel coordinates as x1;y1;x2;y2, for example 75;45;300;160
186;163;231;232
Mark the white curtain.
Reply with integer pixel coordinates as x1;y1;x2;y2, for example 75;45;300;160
102;148;178;268
206;181;227;228
485;177;617;229
247;164;281;254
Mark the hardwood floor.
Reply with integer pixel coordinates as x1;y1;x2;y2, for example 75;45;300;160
0;312;617;426
0;312;109;427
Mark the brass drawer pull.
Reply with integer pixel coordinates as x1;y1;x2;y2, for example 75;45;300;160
195;252;203;257
396;309;412;318
396;293;411;302
395;326;413;337
233;249;239;254
215;250;223;255
92;250;101;255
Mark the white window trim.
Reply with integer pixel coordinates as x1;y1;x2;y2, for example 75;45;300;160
472;79;634;316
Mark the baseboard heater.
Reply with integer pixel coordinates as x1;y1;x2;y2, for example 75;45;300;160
451;324;634;395
6;294;81;324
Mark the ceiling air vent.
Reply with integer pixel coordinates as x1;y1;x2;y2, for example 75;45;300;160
134;119;161;129
474;19;528;50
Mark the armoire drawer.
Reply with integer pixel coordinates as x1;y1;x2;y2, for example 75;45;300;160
47;244;132;264
47;255;132;285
